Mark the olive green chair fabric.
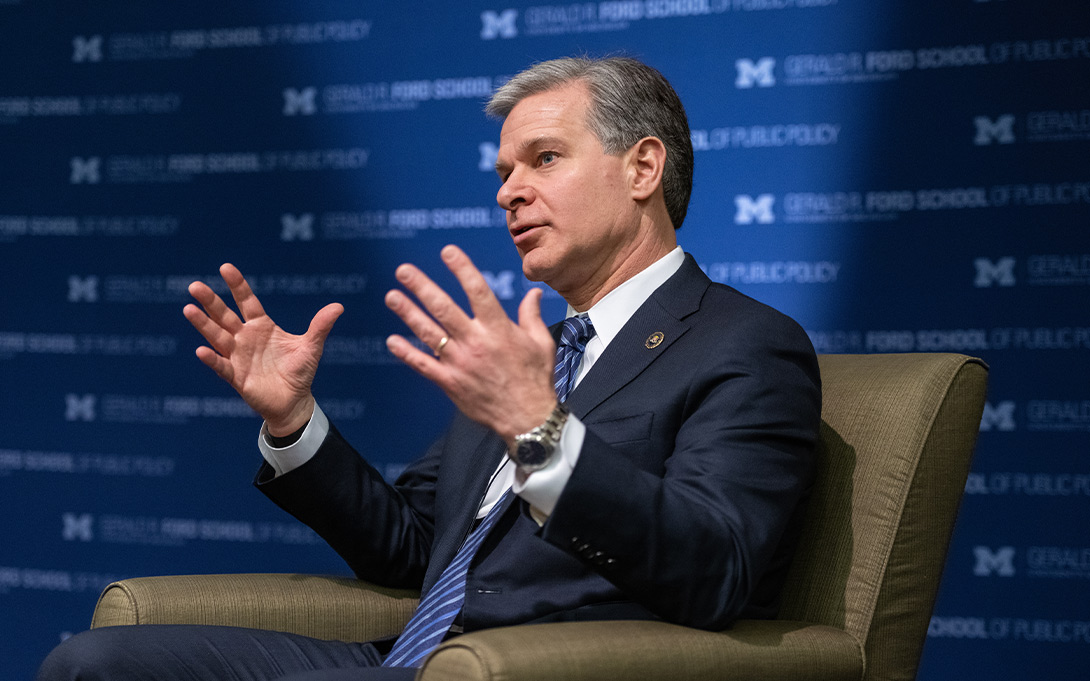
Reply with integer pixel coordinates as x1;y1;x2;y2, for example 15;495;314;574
91;353;988;681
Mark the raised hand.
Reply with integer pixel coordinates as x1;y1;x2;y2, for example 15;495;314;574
384;245;557;448
183;263;343;435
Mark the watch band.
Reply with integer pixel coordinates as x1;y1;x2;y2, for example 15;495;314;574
513;402;569;471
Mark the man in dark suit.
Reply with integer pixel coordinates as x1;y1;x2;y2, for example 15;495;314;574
38;56;820;681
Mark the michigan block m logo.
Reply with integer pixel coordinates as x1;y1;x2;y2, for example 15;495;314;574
481;9;518;39
65;394;97;422
973;115;1016;145
973;257;1016;287
482;270;516;300
67;275;99;302
62;513;94;542
734;194;775;224
283;87;318;116
280;213;316;242
973;546;1016;577
478;142;499;172
70;157;102;184
735;58;776;88
72;35;104;63
980;401;1016;432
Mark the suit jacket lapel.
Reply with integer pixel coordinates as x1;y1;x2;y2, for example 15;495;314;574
565;254;709;418
428;256;709;588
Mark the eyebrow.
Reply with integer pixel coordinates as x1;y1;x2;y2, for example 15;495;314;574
494;135;567;175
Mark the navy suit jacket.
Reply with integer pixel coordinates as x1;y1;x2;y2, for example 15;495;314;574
256;254;821;633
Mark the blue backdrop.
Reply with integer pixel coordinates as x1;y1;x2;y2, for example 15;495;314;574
1;1;1088;679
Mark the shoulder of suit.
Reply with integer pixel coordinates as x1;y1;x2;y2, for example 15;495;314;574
696;281;810;339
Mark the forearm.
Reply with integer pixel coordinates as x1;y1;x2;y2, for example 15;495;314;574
256;420;440;588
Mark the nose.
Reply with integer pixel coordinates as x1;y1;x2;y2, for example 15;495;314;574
496;168;534;212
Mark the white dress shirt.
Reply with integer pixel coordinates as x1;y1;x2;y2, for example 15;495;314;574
258;247;686;523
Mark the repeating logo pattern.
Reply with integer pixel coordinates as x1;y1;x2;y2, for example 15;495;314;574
1;3;1086;680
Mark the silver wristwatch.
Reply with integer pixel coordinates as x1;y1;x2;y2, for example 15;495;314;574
512;403;569;471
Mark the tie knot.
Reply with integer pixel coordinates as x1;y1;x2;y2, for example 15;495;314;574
554;316;595;403
559;315;595;351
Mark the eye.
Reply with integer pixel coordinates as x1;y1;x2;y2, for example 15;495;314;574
539;151;558;166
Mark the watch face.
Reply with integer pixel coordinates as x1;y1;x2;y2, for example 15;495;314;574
516;439;549;468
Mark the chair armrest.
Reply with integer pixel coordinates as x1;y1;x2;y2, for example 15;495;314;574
91;573;419;643
422;619;863;681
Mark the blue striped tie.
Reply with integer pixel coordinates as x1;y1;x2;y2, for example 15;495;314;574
381;489;515;668
383;315;595;668
553;315;595;402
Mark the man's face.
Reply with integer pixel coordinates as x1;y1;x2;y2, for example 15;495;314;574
494;83;639;297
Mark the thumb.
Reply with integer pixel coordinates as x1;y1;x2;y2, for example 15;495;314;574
307;302;344;344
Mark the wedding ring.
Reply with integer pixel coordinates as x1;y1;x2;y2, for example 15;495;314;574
434;336;449;358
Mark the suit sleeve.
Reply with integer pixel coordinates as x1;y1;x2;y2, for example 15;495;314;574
540;304;821;630
254;422;444;589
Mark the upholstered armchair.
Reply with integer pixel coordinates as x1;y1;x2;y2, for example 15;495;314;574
91;353;988;681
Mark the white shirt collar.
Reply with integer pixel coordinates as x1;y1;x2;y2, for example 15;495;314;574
565;246;685;351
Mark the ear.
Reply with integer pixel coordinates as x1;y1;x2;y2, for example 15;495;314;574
627;136;667;201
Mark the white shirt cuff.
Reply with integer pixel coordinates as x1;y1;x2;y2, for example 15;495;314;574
512;413;586;522
257;403;329;477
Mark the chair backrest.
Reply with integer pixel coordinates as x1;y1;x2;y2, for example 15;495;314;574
778;353;987;681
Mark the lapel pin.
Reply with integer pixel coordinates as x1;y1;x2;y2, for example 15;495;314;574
645;331;665;349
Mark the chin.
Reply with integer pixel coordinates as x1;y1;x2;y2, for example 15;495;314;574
520;247;586;296
518;250;553;284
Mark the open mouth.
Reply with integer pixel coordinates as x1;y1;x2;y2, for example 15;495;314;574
510;223;543;238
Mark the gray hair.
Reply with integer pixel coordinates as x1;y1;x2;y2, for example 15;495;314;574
486;56;694;230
